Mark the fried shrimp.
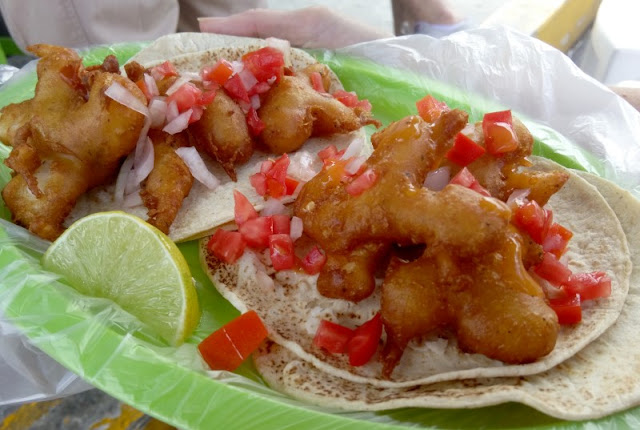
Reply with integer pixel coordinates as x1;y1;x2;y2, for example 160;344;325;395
0;45;146;240
141;130;193;234
188;91;253;181
259;65;380;155
381;229;558;377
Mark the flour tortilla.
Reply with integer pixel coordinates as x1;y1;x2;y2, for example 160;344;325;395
249;169;640;421
67;33;365;242
200;157;631;389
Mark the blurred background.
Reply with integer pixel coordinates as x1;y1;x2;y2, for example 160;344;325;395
0;0;638;428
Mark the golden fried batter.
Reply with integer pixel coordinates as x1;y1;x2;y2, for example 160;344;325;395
445;119;569;206
259;65;380;154
188;91;253;181
295;111;511;256
381;229;559;377
141;130;193;234
0;44;146;240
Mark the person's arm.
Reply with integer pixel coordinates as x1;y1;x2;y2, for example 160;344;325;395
198;6;393;49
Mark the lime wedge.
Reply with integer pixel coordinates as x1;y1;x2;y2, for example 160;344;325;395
42;211;200;346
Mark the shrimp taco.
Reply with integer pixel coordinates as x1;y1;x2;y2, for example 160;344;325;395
0;34;376;242
198;101;633;417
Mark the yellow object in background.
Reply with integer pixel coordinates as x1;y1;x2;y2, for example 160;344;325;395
484;0;602;52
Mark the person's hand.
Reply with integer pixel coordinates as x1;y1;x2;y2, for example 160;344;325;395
610;85;640;112
198;6;393;49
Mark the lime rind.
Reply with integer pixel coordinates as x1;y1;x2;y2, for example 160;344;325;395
42;211;200;346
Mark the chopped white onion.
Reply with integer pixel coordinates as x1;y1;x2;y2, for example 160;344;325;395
175;147;220;190
134;117;152;166
255;270;275;292
181;71;202;82
163;108;192;135
290;216;304;241
423;166;451;191
134;137;155;185
126;136;155;194
506;188;531;208
115;152;135;203
123;190;144;208
345;155;367;176
261;198;288;216
166;100;179;124
165;76;192;96
143;73;159;98
239;68;258;91
148;97;168;128
105;82;149;117
266;37;291;66
288;151;322;182
250;94;261;110
340;136;364;160
267;76;277;85
231;60;245;75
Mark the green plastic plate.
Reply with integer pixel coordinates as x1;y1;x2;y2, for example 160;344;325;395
0;43;636;430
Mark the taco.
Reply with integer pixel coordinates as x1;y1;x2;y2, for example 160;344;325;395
0;34;375;242
198;102;632;416
248;168;640;421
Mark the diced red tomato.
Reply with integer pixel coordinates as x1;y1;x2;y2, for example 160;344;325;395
269;234;295;270
548;295;582;325
150;61;178;80
239;216;273;249
135;78;153;101
332;90;359;108
345;168;378;196
201;59;234;86
250;154;292;199
260;160;275;174
416;95;449;123
449;167;491;196
348;313;383;366
482;110;519;155
233;190;259;226
542;223;573;258
313;320;354;354
207;229;246;264
310;71;326;92
167;83;202;112
513;200;552;244
445;132;486;166
301;246;327;275
198;89;217;106
563;271;611;302
246;107;266;136
318;144;339;160
266;177;287;199
250;172;268;196
271;214;290;235
284;177;299;195
449;167;475;187
534;252;572;286
355;99;373;112
189;106;204;124
223;74;251;103
198;310;268;371
242;47;285;83
268;154;290;183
